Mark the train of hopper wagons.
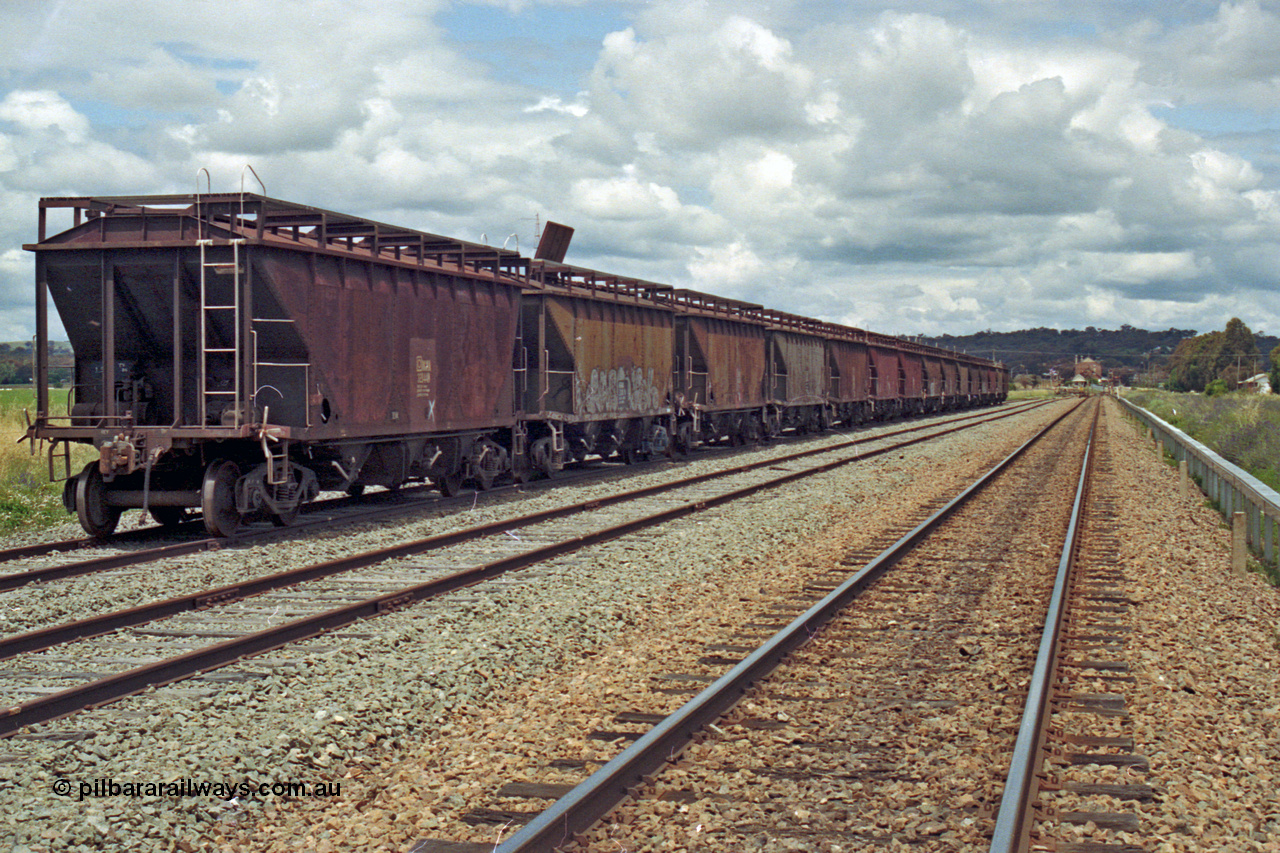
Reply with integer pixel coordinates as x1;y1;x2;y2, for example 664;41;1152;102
23;193;1008;538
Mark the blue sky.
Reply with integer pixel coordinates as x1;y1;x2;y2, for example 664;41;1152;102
2;0;1279;341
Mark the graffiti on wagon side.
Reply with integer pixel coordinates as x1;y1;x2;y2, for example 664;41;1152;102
579;366;664;415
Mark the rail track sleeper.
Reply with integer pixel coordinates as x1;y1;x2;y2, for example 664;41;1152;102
485;402;1085;852
0;398;1049;740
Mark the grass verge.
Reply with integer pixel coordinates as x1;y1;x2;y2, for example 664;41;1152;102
1124;389;1280;492
0;387;93;535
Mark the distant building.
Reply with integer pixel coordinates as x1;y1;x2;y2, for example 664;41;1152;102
1075;358;1102;381
1243;373;1272;394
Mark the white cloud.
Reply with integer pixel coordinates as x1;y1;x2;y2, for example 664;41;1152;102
1085;250;1207;285
0;1;1278;343
569;166;681;220
687;240;801;298
525;95;589;117
0;90;90;141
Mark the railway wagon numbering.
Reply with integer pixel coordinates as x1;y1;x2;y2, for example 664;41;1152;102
24;193;1007;538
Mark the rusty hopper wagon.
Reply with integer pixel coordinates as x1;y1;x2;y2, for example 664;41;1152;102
24;193;1007;537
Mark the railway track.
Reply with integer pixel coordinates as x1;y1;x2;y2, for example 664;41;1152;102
992;402;1149;853
412;397;1103;852
0;402;1046;595
0;401;1050;740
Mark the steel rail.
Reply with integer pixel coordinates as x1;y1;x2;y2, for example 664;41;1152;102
988;397;1099;853
0;401;1044;664
0;401;1055;737
0;486;432;591
493;399;1088;853
0;402;1045;593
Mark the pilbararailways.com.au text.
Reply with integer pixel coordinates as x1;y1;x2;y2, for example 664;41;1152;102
51;777;342;802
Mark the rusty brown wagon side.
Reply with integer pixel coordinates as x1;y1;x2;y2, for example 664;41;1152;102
898;348;925;415
824;328;871;427
26;194;529;535
940;358;961;409
761;311;830;435
923;354;944;412
662;289;770;448
518;262;675;471
867;336;905;419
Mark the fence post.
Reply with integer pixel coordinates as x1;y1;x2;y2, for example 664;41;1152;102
1179;459;1188;499
1232;512;1247;575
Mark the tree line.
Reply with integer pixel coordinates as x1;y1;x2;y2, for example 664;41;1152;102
924;323;1278;392
1165;318;1280;394
0;342;74;385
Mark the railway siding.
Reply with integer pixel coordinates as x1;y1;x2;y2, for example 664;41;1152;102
6;397;1278;852
0;404;1059;851
218;402;1070;852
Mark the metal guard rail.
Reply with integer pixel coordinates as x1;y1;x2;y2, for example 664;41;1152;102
1117;396;1280;571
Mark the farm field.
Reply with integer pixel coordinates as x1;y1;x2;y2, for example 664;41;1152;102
0;387;92;534
1123;388;1280;492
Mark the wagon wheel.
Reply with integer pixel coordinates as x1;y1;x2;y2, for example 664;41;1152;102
75;462;121;538
201;460;242;537
150;506;191;528
437;471;465;497
531;437;557;479
270;503;299;527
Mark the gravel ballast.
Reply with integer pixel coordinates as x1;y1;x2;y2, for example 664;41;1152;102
14;398;1276;853
0;404;1058;852
225;397;1279;853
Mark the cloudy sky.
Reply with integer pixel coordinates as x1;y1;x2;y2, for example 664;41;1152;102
2;0;1279;341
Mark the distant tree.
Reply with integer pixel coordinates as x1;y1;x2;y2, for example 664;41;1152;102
1168;333;1216;391
1220;317;1258;387
1270;343;1280;394
1205;378;1229;397
1167;318;1259;392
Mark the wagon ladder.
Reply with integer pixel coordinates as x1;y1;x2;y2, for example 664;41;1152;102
198;238;245;428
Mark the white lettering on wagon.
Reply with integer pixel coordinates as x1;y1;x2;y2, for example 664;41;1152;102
415;356;432;398
410;337;438;424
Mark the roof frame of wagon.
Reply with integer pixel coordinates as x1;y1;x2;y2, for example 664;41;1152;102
529;259;674;305
659;289;765;317
30;193;531;281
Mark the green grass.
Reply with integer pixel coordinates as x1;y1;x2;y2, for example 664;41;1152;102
1007;388;1058;400
1124;389;1280;492
0;387;93;535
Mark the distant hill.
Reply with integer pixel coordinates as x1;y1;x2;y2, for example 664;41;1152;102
921;326;1279;384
